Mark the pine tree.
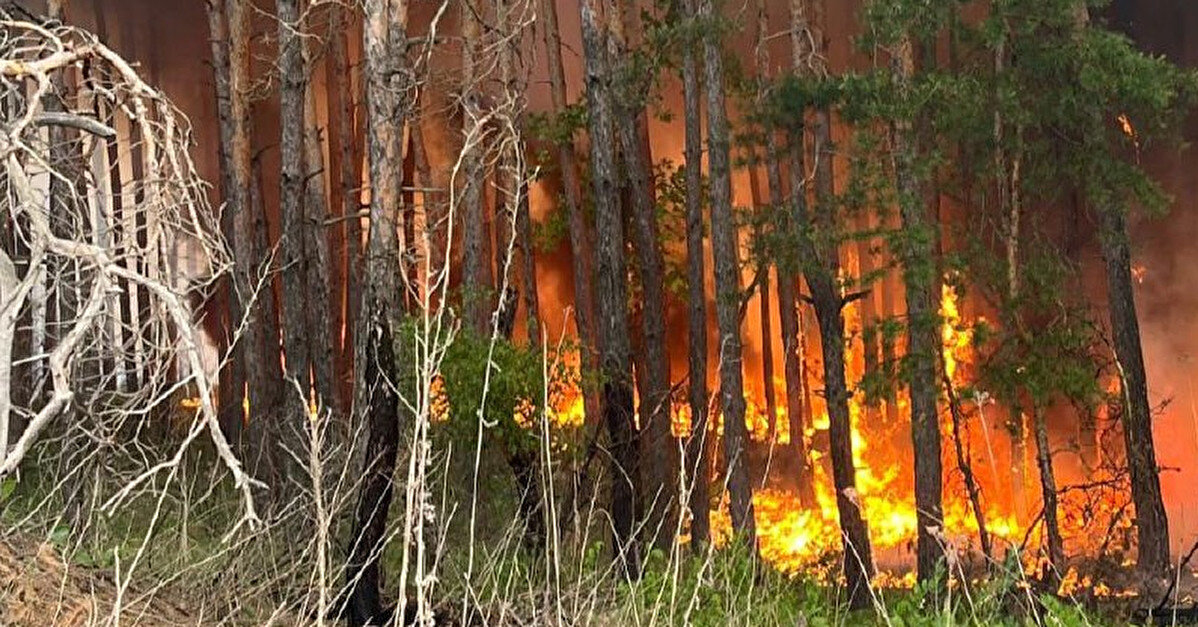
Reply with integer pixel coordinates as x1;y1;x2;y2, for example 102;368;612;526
580;0;642;575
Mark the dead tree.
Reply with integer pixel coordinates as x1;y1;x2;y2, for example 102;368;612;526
0;8;258;525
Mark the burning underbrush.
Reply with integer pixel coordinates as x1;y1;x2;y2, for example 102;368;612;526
423;278;1172;603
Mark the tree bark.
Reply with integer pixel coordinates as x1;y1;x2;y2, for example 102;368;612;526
891;34;946;587
760;17;815;500
302;33;340;417
344;0;409;622
680;0;711;548
751;0;778;445
460;0;492;334
328;3;358;399
609;0;676;553
1100;207;1171;575
538;0;601;434
277;0;313;452
789;0;874;606
247;150;286;489
580;0;642;576
205;0;247;442
699;0;755;548
1032;404;1064;582
794;84;876;617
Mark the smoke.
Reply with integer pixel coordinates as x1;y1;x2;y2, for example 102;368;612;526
1098;0;1198;552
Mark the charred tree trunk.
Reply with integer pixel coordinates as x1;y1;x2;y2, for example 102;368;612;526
210;0;285;470
1099;207;1171;576
891;34;945;587
344;0;409;622
610;0;676;553
700;0;755;548
680;0;711;548
580;0;642;576
247;150;287;486
811;282;876;608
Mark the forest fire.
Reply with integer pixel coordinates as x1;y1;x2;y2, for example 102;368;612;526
692;280;1009;580
8;0;1198;623
413;269;1150;589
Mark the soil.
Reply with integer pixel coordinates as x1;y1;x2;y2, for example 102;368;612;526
0;534;199;626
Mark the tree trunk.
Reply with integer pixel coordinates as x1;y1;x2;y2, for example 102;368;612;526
993;24;1029;520
891;34;945;587
302;36;339;417
247;150;286;489
778;276;815;506
539;0;601;438
794;84;876;616
1068;4;1170;574
787;0;874;605
699;0;755;548
1032;404;1064;582
609;0;676;553
680;0;711;548
1099;207;1171;575
751;0;777;444
812;284;876;608
461;0;492;334
345;0;409;622
205;0;247;442
277;0;312;453
764;73;815;503
580;0;642;576
747;168;777;444
328;3;358;399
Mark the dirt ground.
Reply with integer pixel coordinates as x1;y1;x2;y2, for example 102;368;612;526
0;534;199;627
